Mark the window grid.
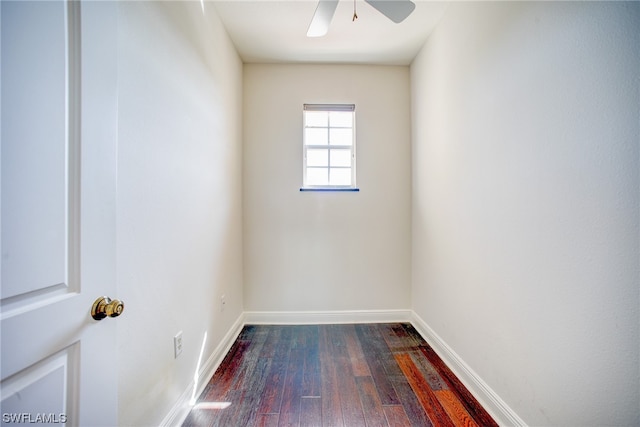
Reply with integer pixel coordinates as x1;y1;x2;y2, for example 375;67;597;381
302;105;356;189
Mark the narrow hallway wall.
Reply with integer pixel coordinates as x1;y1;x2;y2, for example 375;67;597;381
411;2;639;425
115;3;243;425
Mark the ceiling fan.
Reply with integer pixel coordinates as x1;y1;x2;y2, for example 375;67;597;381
307;0;416;37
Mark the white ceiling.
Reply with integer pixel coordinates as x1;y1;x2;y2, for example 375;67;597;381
212;0;448;65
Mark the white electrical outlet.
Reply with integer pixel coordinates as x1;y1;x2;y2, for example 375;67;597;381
220;294;226;312
174;331;183;358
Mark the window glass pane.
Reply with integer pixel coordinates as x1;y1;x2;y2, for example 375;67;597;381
307;168;329;186
329;111;353;127
303;105;355;188
330;149;351;167
305;111;328;127
329;168;352;186
307;149;328;167
305;128;328;146
329;128;352;146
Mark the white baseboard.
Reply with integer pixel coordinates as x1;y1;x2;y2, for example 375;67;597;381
243;309;413;325
410;312;527;427
160;312;246;427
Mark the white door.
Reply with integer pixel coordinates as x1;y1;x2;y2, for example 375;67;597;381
1;1;118;426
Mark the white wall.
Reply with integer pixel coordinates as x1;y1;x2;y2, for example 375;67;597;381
411;2;639;425
243;64;411;313
115;3;243;425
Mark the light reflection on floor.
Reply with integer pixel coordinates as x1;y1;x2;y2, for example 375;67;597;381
191;402;232;410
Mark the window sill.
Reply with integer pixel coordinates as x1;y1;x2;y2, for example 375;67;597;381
299;187;360;192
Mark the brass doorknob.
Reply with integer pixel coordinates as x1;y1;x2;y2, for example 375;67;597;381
91;296;124;320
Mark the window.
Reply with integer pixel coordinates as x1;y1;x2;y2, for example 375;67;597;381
302;104;357;191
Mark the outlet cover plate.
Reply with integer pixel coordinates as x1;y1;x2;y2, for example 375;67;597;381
174;331;183;358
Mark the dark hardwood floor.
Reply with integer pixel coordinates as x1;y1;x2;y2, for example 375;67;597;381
182;323;497;427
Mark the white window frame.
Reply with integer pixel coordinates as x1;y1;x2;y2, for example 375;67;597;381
302;104;357;190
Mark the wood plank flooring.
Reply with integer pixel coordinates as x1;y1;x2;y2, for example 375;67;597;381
182;323;497;427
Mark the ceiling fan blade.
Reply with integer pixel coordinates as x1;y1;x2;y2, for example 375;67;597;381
307;0;339;37
364;0;415;23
